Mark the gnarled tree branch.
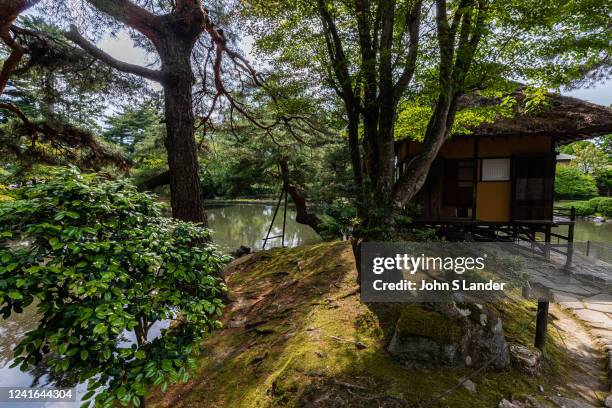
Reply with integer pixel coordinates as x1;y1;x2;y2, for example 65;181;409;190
279;160;322;233
141;170;171;190
65;25;164;82
85;0;161;46
0;0;42;95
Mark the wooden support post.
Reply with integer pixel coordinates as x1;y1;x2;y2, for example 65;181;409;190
564;206;576;269
534;300;549;351
544;225;551;261
281;187;287;247
262;187;284;250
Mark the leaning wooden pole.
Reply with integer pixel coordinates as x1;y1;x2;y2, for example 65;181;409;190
281;186;288;247
262;187;284;250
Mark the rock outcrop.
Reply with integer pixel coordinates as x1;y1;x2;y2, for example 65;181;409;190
387;301;510;369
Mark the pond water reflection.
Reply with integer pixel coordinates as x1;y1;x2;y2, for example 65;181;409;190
570;219;612;243
205;202;321;252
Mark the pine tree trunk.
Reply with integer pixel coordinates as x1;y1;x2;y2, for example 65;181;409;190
158;35;206;225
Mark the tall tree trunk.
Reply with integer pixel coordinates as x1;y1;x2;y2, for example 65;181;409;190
375;0;397;212
347;105;364;207
392;91;457;207
158;34;206;224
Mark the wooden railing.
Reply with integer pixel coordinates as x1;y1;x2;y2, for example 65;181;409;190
548;206;576;266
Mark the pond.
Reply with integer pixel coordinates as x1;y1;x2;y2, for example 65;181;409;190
1;203;611;407
569;219;612;243
205;201;321;253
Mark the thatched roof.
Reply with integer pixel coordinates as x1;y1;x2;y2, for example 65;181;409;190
457;87;612;144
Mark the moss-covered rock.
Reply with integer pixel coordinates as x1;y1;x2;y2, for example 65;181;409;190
387;304;464;365
387;302;509;369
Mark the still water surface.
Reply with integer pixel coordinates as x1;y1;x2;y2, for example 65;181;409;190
205;202;321;252
0;204;610;407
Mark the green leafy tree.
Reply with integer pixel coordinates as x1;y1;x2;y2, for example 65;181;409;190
104;104;163;154
242;0;611;234
555;165;598;199
565;141;609;175
0;167;227;408
0;16;139;179
597;134;612;158
597;168;612;197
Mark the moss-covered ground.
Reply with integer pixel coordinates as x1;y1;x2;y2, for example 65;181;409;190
148;241;595;408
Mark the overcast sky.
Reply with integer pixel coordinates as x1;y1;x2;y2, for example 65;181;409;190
97;30;610;107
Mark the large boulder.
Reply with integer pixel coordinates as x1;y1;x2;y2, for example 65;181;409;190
387;301;510;369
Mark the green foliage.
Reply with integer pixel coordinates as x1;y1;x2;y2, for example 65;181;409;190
398;101;509;141
587;197;608;210
560;201;595;217
587;196;612;217
318;198;360;239
597;198;612;217
564;141;609;175
554;166;598;199
104;104;163;154
597;134;612;157
0;176;13;202
0;167;228;408
558;197;612;217
394;89;541;141
407;228;440;242
521;86;551;114
596;168;612;193
7;15;145;126
0;16;141;179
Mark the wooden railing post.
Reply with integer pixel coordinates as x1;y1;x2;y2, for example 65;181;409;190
544;225;551;260
564;206;576;269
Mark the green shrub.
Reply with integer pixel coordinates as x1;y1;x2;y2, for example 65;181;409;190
571;201;596;216
597;168;612;194
597;198;612;217
318;198;360;240
0;167;228;408
560;197;612;217
555;166;598;199
588;196;608;210
559;201;595;216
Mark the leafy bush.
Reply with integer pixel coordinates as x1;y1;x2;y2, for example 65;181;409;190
597;198;612;217
597;168;612;193
318;198;360;239
408;228;440;242
0;184;12;202
0;167;228;408
559;197;612;217
555;166;598;199
588;197;608;211
569;201;596;216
